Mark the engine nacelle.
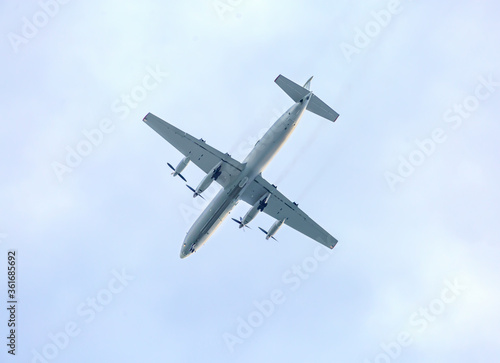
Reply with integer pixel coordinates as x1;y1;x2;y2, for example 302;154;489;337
192;161;223;197
263;218;286;240
167;157;190;182
172;156;189;176
194;174;213;197
240;193;271;227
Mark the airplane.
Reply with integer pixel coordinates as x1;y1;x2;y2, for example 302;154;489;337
143;74;340;258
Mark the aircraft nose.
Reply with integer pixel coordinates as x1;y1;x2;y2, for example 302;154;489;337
180;234;195;259
180;243;191;259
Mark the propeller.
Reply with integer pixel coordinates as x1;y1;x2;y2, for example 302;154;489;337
231;217;251;230
258;227;277;241
186;185;205;200
167;163;187;182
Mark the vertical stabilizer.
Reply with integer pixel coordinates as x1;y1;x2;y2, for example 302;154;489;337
303;76;313;90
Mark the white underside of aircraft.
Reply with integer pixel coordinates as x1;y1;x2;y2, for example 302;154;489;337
143;75;340;259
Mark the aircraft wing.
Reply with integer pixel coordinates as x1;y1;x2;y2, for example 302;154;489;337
240;174;338;249
143;113;243;187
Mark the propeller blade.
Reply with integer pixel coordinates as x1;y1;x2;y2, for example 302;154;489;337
232;217;251;231
187;185;206;200
167;163;175;171
258;227;268;235
178;173;187;182
241;217;251;230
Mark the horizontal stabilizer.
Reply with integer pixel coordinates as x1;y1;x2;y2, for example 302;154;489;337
275;74;339;122
308;94;339;122
275;74;308;102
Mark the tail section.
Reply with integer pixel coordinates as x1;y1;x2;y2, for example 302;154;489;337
307;94;340;122
274;74;339;122
303;76;313;90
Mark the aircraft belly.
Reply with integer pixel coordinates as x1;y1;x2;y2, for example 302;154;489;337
193;184;242;244
245;119;299;174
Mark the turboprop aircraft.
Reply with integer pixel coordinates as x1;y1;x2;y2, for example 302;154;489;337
143;75;340;258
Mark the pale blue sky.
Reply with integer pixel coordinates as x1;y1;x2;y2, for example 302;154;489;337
1;1;499;362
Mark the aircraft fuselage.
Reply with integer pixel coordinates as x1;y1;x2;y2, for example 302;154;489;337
180;94;311;258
